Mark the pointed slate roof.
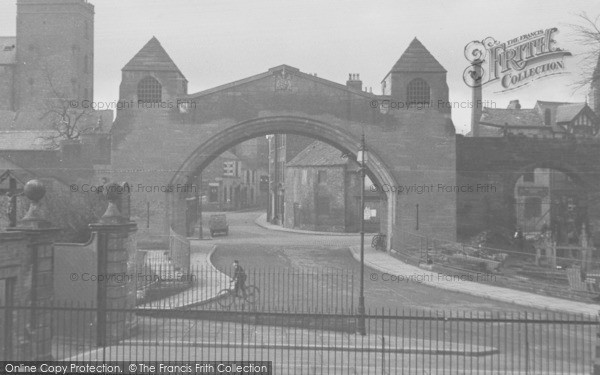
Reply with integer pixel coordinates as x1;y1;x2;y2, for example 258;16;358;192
388;38;446;73
555;103;587;123
123;37;185;77
287;141;353;167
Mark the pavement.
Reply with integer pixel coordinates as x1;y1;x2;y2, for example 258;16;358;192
254;213;364;237
349;245;600;316
137;240;230;309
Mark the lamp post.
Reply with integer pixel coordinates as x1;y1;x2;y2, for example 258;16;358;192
198;173;203;239
357;133;368;336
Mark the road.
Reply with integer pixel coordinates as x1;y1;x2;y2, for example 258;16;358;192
206;210;543;313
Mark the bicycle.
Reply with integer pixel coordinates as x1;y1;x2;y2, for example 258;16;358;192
216;280;260;308
371;233;387;251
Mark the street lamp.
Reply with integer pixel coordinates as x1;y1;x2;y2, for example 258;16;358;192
357;133;368;336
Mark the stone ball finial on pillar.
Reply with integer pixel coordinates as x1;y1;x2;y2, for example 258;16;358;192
99;182;125;224
19;179;50;228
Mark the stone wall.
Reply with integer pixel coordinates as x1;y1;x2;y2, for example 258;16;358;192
0;65;15;111
456;135;600;242
15;0;94;110
284;165;346;232
54;234;98;304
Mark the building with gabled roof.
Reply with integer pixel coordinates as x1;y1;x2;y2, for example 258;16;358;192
470;99;599;139
283;141;379;233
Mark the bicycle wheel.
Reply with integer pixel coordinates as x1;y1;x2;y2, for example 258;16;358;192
216;289;234;308
371;235;379;249
244;286;260;304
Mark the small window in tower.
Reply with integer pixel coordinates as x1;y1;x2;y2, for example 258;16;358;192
83;55;89;74
137;76;162;103
544;109;551;126
84;21;89;40
84;88;88;100
407;78;430;105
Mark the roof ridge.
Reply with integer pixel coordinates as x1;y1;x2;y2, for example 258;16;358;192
288;141;351;167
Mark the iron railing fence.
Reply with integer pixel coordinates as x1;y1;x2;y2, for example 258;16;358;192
135;266;356;314
1;304;597;374
169;226;191;274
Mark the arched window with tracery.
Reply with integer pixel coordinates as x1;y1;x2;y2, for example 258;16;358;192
137;76;162;103
407;78;430;105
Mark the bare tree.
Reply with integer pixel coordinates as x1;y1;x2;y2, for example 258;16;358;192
568;12;600;91
38;64;102;149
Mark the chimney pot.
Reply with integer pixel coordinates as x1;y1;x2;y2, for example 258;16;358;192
508;100;521;109
346;73;363;91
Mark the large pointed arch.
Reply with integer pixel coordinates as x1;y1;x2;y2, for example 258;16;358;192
167;116;398;248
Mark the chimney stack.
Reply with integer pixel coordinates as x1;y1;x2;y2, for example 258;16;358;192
346;73;362;91
470;63;483;137
507;100;521;109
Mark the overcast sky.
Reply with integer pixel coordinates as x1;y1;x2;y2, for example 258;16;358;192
1;0;599;134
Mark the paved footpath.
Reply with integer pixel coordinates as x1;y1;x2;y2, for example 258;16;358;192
138;240;230;309
254;213;363;237
349;245;600;316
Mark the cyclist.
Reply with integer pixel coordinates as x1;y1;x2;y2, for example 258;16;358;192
232;260;247;298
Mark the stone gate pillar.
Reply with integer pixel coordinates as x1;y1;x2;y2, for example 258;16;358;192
7;180;60;360
89;182;138;346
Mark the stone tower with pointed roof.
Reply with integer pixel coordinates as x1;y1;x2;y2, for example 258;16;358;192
588;53;600;117
381;38;449;113
118;37;188;109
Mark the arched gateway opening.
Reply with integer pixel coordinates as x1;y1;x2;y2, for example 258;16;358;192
166;116;398;248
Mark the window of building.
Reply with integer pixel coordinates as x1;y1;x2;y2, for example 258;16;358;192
544;109;551;126
317;170;327;184
316;196;330;216
524;197;542;219
259;175;269;191
223;161;236;176
84;20;89;40
523;170;534;183
209;185;218;202
223;186;227;202
279;161;285;182
84;88;88;100
302;169;308;185
83;54;89;74
407;78;430;104
246;170;250;185
137;76;162;103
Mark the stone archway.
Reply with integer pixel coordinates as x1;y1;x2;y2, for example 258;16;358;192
507;161;592;244
167;115;398;247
